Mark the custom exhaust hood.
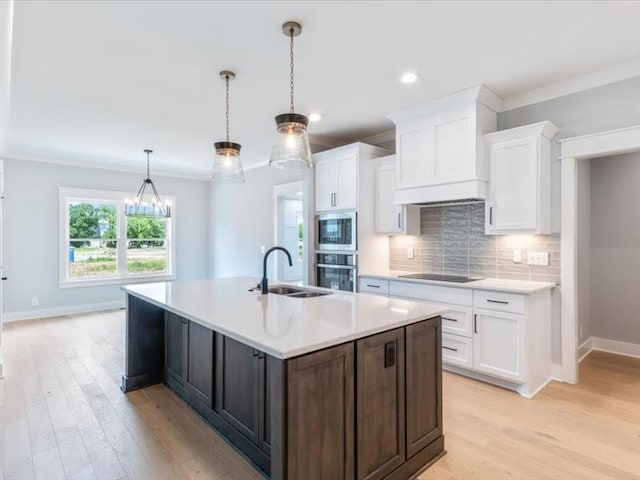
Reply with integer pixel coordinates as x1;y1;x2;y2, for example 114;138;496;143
388;85;504;206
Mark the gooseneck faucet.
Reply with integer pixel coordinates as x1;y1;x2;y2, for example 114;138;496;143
261;246;293;294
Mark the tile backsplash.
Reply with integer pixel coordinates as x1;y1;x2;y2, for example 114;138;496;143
389;203;560;283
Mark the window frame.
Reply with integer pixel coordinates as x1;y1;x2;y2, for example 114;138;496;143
59;187;176;288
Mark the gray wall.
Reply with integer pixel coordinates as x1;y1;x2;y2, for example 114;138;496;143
389;203;561;283
590;152;640;344
209;165;312;279
3;159;209;315
499;76;640;137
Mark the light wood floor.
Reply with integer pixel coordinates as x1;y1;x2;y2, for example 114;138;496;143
1;311;639;480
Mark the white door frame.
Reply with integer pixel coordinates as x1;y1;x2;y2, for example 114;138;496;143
273;180;310;284
559;124;640;383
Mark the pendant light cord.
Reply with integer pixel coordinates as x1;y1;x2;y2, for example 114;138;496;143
225;74;230;142
146;150;150;180
289;27;295;114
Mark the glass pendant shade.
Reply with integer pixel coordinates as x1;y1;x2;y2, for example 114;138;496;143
212;141;245;183
269;113;313;169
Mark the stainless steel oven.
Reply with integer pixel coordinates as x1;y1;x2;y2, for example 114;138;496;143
316;253;357;292
316;212;357;251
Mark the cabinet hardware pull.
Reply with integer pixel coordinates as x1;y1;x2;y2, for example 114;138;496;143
334;192;337;206
252;349;259;357
181;319;188;325
489;206;493;225
366;284;380;288
442;317;458;322
487;299;509;305
474;314;478;334
1;276;6;280
443;346;458;352
397;212;401;229
384;341;396;368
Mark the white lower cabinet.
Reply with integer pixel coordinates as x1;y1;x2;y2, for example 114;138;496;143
473;308;524;382
442;333;473;369
358;276;553;398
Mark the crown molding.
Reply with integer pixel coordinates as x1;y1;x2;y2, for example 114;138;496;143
503;59;640;111
1;151;210;181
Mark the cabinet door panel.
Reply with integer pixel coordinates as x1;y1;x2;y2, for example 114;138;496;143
215;336;260;443
287;343;355;480
187;322;213;406
315;158;335;212
473;309;524;381
487;137;537;232
165;312;187;382
406;317;442;458
336;153;357;210
356;328;405;480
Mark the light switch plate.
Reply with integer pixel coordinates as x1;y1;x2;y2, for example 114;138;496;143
407;247;415;260
528;251;549;266
513;250;522;263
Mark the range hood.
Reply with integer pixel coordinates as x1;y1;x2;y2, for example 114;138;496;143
388;85;503;206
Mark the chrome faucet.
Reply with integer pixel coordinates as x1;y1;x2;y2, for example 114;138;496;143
260;246;293;294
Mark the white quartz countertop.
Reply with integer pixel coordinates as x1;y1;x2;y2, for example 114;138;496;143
359;270;556;294
122;277;448;359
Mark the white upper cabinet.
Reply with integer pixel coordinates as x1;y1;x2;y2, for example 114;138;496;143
314;149;358;212
484;121;559;235
374;156;419;235
388;85;503;205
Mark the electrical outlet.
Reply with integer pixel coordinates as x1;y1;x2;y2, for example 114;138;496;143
513;250;522;263
31;297;39;307
260;246;266;254
528;251;550;266
407;247;414;260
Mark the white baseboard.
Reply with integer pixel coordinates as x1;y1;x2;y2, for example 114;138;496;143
578;338;594;363
589;337;640;359
3;300;125;323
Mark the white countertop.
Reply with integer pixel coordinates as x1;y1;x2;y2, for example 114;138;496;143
122;277;448;359
360;270;556;294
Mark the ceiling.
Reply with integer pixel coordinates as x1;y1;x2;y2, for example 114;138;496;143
4;0;640;177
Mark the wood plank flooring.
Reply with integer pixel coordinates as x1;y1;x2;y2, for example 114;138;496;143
2;310;640;480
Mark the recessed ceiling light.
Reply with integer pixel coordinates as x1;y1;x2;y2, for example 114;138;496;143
400;72;419;84
309;112;322;122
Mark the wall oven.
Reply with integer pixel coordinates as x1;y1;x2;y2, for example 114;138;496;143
316;253;357;292
316;212;357;251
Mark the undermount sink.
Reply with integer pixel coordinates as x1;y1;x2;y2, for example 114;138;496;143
268;285;332;298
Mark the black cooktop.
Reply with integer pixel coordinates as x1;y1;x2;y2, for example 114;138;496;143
398;273;483;283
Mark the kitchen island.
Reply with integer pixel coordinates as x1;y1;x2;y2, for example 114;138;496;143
121;277;448;480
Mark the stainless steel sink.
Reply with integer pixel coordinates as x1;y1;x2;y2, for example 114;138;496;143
268;285;304;295
286;291;331;298
268;285;332;298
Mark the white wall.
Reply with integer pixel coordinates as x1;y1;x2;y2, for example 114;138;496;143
2;158;209;317
209;165;312;280
590;152;640;344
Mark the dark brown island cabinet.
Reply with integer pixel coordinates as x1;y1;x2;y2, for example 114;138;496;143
122;294;445;480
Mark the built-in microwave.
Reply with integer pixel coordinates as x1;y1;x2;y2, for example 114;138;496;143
316;212;357;251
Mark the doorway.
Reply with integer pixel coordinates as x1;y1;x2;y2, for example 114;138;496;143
274;181;305;284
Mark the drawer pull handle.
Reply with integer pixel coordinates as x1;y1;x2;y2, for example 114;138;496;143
442;317;458;322
474;314;478;334
384;341;396;368
366;284;380;288
443;346;458;352
487;299;509;305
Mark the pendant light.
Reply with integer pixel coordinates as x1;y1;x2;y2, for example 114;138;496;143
211;71;245;183
269;21;313;170
125;149;171;218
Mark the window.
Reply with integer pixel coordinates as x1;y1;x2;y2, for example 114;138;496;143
60;187;175;287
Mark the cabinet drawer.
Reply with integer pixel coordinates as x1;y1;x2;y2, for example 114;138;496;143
390;281;472;306
442;333;473;369
473;290;525;314
359;277;390;295
439;304;473;338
